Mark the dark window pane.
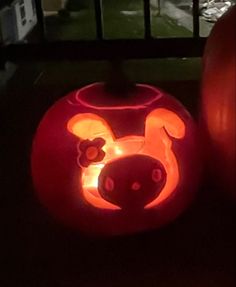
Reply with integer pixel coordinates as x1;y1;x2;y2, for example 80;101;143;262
22;18;27;26
20;6;26;20
31;0;36;15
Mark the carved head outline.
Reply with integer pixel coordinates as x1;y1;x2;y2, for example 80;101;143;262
67;108;185;210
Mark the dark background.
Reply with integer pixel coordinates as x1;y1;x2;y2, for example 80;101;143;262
0;60;235;287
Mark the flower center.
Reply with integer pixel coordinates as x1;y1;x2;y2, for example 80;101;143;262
86;146;99;160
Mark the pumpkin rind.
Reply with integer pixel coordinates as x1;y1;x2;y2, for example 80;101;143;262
31;83;200;236
201;6;236;196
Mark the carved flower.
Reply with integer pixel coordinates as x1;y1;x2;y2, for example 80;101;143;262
77;138;106;167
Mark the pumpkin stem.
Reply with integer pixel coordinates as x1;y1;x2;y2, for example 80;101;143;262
105;60;136;96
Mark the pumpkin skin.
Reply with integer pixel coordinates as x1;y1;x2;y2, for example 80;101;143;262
201;6;236;196
31;83;200;236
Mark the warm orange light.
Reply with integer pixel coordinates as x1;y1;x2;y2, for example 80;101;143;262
67;113;114;143
67;108;185;210
144;108;185;208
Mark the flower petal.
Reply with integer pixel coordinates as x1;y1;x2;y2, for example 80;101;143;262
79;139;90;151
94;150;106;162
93;137;106;148
78;154;90;168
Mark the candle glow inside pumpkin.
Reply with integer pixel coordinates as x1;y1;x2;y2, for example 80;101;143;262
31;83;199;236
67;105;185;210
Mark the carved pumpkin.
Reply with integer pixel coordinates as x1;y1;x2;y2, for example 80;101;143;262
31;83;200;236
201;6;236;196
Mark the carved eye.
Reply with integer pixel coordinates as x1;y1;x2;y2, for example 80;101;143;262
104;177;114;191
152;169;162;183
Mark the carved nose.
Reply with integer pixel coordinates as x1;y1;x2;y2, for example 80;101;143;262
98;154;167;210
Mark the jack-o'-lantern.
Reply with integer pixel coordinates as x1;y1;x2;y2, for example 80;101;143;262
201;6;236;196
31;83;200;236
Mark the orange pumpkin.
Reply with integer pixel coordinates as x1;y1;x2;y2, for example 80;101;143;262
31;83;200;236
201;6;236;196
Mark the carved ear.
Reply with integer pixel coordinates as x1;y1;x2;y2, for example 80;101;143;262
145;108;185;140
67;113;115;142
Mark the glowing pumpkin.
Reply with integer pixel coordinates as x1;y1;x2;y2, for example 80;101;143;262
201;6;236;196
31;83;200;236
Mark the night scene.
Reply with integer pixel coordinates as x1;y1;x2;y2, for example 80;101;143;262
0;1;235;287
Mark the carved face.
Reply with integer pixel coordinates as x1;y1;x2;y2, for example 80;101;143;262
67;107;185;210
